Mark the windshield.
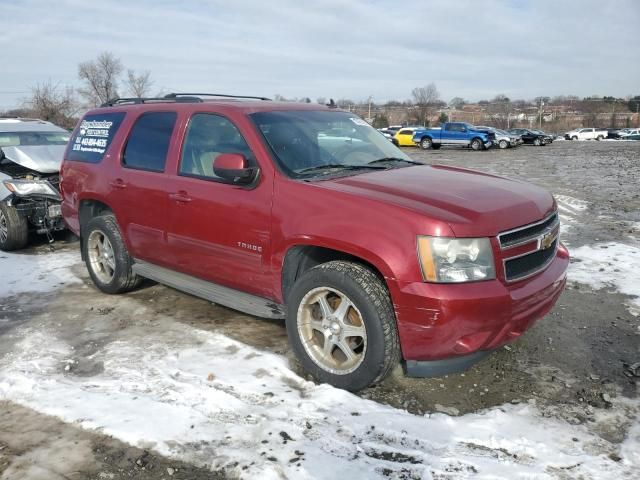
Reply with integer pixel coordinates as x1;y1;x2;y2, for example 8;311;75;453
0;131;70;147
250;110;413;179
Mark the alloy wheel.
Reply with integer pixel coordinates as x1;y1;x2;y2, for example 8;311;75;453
0;210;7;244
87;230;116;284
297;287;367;375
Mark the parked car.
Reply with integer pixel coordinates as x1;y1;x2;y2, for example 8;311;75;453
61;93;569;391
507;128;552;146
475;126;521;149
0;118;69;250
412;122;494;150
605;128;623;139
530;129;554;143
619;128;640;139
563;127;607;141
392;127;420;147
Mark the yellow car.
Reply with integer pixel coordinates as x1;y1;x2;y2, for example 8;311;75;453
392;127;419;147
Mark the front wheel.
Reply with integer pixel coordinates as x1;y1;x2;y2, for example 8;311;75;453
0;202;28;251
286;261;400;391
534;138;542;146
470;138;483;151
499;140;508;149
419;137;432;150
83;214;142;294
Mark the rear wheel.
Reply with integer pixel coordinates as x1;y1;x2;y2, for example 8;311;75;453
0;202;29;251
286;261;400;391
499;140;508;149
83;214;142;294
571;136;578;140
596;135;604;141
470;138;483;151
419;137;432;150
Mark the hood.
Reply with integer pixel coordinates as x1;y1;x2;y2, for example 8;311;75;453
0;145;65;173
318;165;555;237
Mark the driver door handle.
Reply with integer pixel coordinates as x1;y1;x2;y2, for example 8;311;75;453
109;179;127;189
169;191;192;203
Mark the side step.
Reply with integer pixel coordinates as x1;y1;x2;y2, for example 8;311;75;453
132;260;285;319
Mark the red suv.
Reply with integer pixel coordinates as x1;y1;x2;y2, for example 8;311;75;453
60;94;569;390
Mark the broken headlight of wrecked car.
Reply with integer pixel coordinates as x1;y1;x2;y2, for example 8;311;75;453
417;236;496;283
3;179;61;200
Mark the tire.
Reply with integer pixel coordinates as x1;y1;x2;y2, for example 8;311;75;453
391;139;399;146
419;137;432;150
597;135;604;141
0;202;29;251
286;261;400;391
470;138;483;151
82;214;142;294
499;140;508;149
571;136;578;141
533;138;542;146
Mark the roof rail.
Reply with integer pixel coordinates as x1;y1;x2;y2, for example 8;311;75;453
100;96;205;107
164;93;272;101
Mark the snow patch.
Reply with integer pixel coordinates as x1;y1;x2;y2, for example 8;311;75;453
0;250;81;297
570;242;640;314
0;324;637;479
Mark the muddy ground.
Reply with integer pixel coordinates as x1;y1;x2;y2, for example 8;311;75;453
1;140;638;478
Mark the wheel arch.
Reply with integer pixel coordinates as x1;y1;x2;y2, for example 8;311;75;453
78;198;116;260
281;243;391;304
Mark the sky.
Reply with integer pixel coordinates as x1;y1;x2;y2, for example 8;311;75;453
1;0;639;109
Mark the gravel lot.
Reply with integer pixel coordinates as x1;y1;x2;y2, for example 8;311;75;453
0;140;638;479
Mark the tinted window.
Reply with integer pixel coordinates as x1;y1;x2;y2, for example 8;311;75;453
68;112;126;163
123;112;176;172
398;130;413;135
179;114;255;181
446;123;464;132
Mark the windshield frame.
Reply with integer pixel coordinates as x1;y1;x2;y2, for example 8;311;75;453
249;109;414;181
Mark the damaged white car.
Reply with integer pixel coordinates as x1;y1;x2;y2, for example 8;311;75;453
0;118;69;250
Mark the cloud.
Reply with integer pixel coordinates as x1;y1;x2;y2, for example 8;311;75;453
0;0;638;109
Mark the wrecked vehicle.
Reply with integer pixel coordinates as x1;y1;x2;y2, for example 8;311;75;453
0;118;69;250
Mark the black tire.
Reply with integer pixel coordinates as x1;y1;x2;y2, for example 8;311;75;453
571;136;578;141
533;138;542;146
391;139;399;146
470;138;483;151
499;140;508;149
0;202;29;251
419;137;432;150
596;135;604;141
82;214;142;294
286;261;400;391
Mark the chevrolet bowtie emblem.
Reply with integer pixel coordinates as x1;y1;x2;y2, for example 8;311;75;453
540;231;556;250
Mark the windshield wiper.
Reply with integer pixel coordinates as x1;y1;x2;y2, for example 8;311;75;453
297;164;387;175
367;157;423;166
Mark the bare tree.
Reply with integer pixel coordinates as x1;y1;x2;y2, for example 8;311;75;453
125;69;153;98
411;83;440;126
449;97;466;110
78;52;124;106
486;94;512;129
25;81;79;129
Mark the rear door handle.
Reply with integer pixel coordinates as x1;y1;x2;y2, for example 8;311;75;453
109;179;127;189
169;192;192;203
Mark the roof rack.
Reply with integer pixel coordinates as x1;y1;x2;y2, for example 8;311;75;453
164;93;272;101
100;93;271;108
100;96;204;107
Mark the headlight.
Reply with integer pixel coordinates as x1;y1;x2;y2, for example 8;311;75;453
3;179;60;198
417;236;496;283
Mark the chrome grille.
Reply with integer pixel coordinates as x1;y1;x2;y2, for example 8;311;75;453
498;212;558;249
499;211;560;282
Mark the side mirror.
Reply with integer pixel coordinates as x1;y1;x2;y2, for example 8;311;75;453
213;153;257;184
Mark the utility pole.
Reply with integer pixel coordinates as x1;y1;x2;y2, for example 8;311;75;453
539;99;544;129
367;95;373;122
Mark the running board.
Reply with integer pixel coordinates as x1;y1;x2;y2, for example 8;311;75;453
132;260;285;319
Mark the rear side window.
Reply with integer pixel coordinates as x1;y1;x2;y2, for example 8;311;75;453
122;112;177;172
68;112;126;163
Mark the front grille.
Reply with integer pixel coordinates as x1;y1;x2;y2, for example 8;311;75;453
504;239;557;281
499;212;558;249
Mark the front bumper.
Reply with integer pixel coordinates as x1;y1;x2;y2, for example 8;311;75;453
391;243;569;370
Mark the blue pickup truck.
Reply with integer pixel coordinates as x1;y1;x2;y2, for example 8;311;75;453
412;122;494;151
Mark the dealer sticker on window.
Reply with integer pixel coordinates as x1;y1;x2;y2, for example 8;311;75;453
67;112;126;163
349;117;369;126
